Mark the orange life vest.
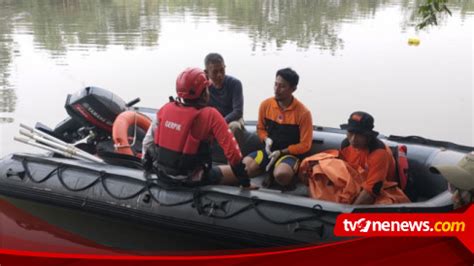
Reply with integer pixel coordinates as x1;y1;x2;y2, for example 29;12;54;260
394;145;409;191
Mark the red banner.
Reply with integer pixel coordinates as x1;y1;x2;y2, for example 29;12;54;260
0;201;473;265
335;204;474;253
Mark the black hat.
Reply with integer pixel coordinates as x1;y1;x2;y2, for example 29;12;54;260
340;111;379;137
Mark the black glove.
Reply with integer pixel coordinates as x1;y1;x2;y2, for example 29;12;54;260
231;161;250;187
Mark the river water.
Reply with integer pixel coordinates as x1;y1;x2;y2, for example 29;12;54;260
0;0;472;251
0;0;473;156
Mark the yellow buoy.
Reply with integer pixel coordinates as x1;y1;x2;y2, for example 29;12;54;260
408;38;420;46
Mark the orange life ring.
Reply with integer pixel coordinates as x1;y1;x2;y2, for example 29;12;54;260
112;111;151;157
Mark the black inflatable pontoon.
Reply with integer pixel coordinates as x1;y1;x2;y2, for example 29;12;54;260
0;87;472;247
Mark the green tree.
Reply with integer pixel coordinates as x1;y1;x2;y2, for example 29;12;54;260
416;0;452;29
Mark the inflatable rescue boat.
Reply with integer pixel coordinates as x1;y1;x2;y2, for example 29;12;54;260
0;87;472;248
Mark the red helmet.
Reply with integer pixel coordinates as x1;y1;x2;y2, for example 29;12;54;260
176;67;210;100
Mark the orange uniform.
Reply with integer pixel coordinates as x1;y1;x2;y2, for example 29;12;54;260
257;97;313;156
340;138;396;197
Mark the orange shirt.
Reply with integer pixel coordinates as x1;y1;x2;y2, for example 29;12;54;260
257;97;313;155
340;139;395;196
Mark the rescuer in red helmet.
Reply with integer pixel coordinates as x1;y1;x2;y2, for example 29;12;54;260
142;67;254;188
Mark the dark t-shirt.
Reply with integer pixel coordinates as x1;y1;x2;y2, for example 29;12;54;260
208;75;243;123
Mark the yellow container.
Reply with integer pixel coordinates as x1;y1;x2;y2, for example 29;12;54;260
408;38;420;46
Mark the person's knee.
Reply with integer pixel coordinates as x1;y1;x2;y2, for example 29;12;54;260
243;156;260;177
273;164;295;186
274;173;293;186
217;165;245;186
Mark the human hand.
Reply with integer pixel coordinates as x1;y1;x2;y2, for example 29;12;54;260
265;150;281;172
264;137;273;155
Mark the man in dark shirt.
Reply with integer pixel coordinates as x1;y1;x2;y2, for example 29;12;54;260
204;53;245;140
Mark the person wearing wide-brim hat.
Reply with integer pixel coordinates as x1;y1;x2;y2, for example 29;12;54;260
339;111;409;204
430;152;474;209
340;111;379;138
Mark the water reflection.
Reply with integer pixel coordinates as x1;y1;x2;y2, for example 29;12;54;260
0;0;15;119
5;0;471;56
0;0;472;146
161;0;362;53
209;0;408;52
0;197;120;253
0;0;14;92
0;89;16;124
0;0;471;64
0;1;17;123
0;89;15;124
17;0;162;53
0;89;16;112
1;196;252;251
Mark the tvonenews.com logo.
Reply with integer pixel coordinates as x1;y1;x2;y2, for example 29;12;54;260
342;218;466;233
333;205;474;252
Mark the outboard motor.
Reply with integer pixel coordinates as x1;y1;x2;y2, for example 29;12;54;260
48;87;142;154
65;86;127;133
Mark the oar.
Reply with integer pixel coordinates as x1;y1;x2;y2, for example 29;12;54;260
16;125;104;164
20;123;70;146
14;136;77;159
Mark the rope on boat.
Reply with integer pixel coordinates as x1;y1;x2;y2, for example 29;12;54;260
21;159;60;183
15;156;331;229
250;198;324;224
19;157;195;205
